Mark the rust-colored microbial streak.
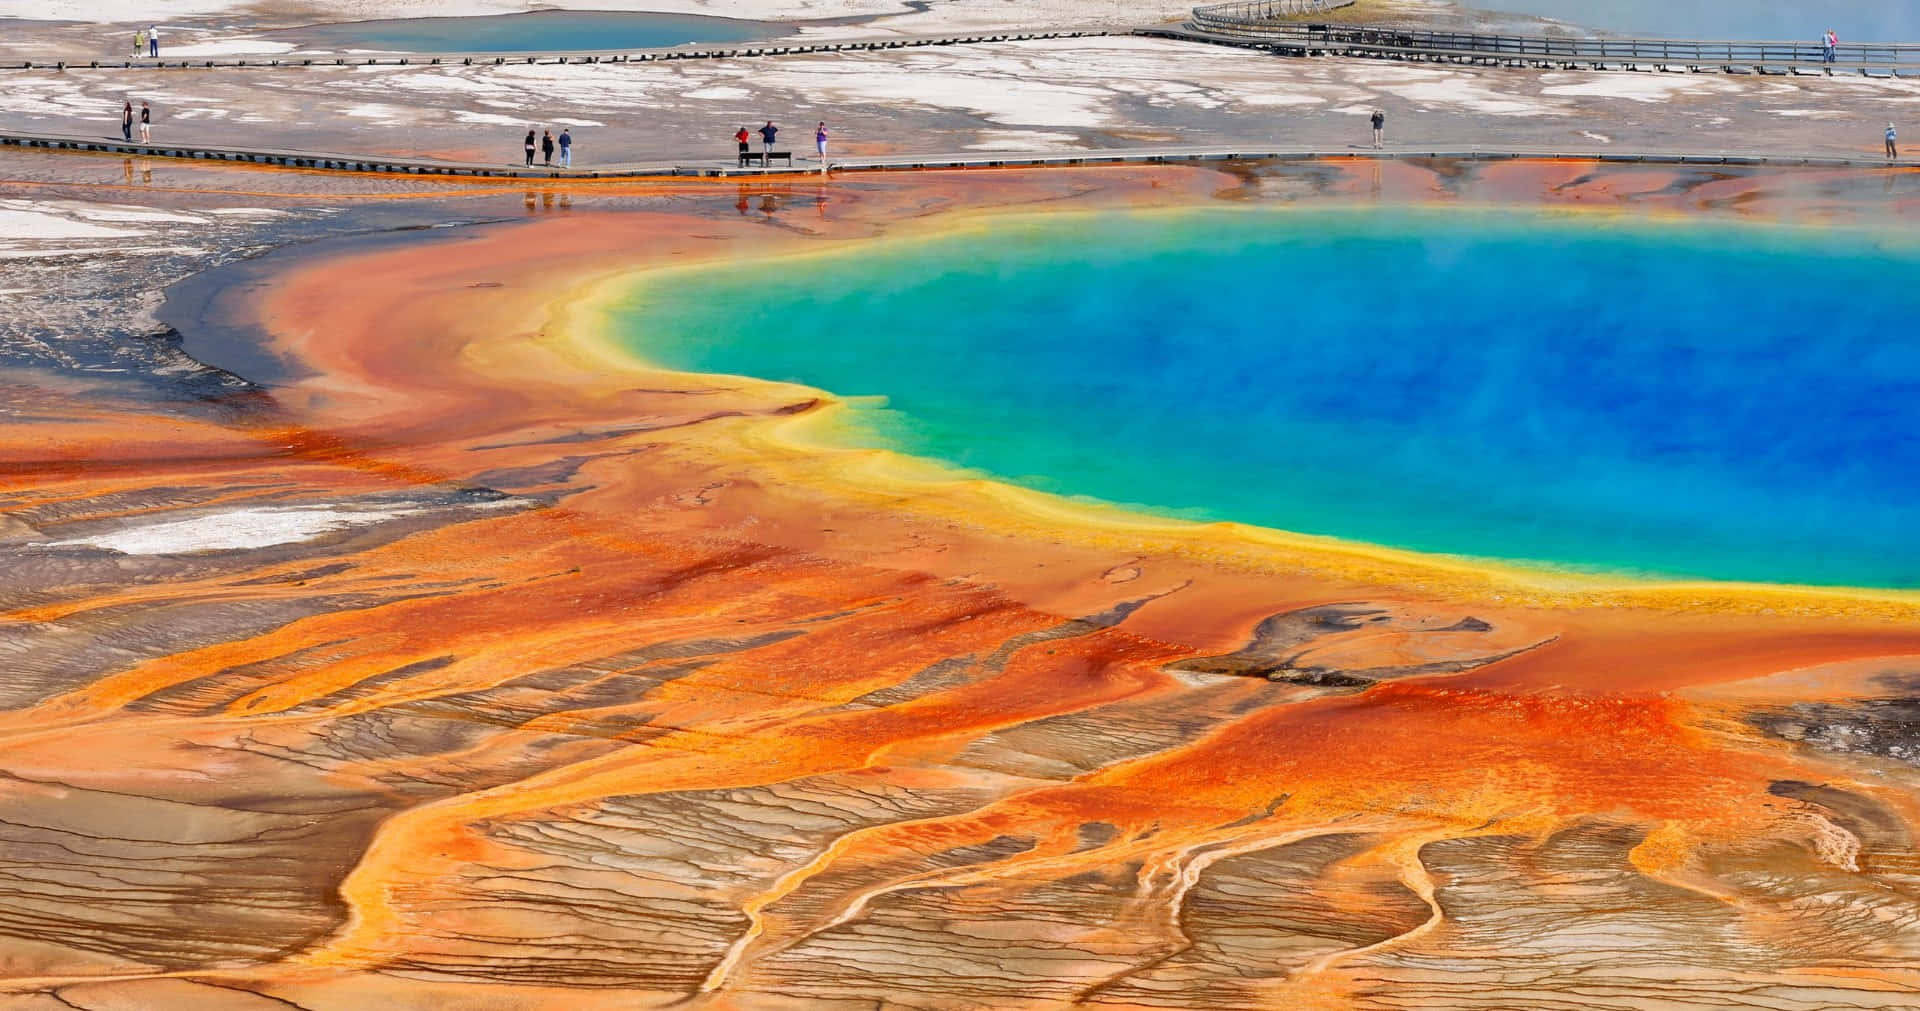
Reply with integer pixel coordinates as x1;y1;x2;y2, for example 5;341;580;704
3;163;1920;1010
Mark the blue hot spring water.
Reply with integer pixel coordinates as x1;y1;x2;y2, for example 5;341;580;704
613;207;1920;588
292;11;778;54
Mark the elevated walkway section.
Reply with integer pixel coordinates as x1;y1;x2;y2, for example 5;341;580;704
1;130;1907;179
0;29;1113;72
1173;11;1920;76
12;18;1919;80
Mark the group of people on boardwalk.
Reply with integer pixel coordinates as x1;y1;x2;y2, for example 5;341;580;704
734;121;830;167
119;100;151;142
132;26;161;58
523;127;574;167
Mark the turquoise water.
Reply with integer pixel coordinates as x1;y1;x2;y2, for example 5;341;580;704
616;208;1920;588
289;12;778;53
1480;0;1920;41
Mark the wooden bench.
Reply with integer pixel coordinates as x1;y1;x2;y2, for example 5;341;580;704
738;150;793;167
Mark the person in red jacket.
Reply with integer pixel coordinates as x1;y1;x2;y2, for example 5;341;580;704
734;125;751;165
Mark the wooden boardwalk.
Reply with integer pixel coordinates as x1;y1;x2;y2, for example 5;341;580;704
0;29;1114;72
1;130;1907;179
1167;18;1920;76
9;20;1919;80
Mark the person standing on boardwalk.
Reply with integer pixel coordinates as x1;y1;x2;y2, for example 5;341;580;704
1370;109;1385;149
1889;123;1900;161
134;29;145;58
148;26;160;58
523;129;535;166
120;100;134;141
815;121;828;162
541;129;555;166
138;101;151;142
759;120;778;159
734;125;751;165
558;128;572;168
1824;29;1838;73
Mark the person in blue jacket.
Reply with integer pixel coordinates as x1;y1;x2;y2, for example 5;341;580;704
558;128;573;167
758;120;778;157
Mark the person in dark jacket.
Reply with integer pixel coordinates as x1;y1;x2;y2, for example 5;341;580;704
1370;109;1385;149
541;129;555;166
558;128;572;167
138;101;151;142
523;129;535;166
120;100;134;141
758;120;778;157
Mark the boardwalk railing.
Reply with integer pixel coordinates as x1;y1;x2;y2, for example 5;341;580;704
1184;14;1920;73
0;29;1112;71
1185;0;1353;21
4;130;1908;177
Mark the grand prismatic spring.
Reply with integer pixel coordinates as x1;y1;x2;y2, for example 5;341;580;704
3;1;1920;1008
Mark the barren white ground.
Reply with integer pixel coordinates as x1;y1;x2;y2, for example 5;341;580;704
0;35;1912;166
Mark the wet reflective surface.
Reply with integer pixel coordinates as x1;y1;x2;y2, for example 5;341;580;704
4;157;1920;1009
275;10;785;54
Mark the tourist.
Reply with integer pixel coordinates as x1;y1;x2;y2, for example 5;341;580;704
148;26;160;58
134;29;145;59
523;129;535;166
138;101;151;142
815;121;828;162
1889;123;1900;161
1824;29;1838;73
541;129;555;166
734;125;751;165
558;127;572;168
120;100;133;142
1371;109;1385;149
759;120;778;159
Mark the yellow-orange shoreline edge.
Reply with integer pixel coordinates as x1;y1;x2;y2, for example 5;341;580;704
538;193;1920;622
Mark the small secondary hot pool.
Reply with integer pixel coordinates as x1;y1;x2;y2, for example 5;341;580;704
279;10;787;53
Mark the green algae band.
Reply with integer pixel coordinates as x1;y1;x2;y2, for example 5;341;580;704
616;207;1920;589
